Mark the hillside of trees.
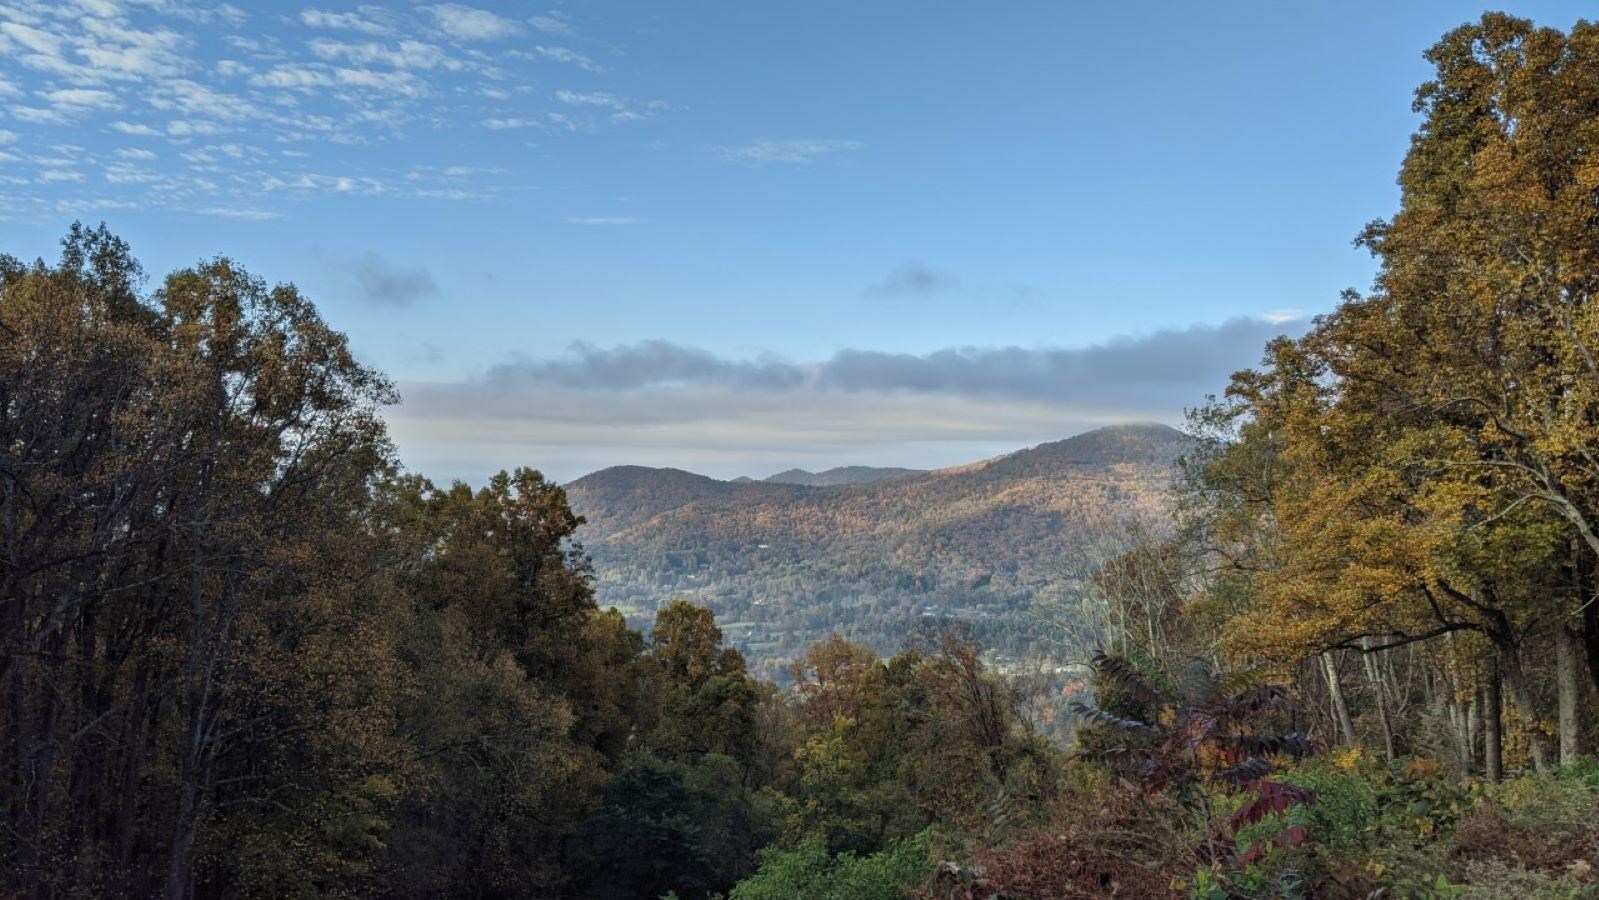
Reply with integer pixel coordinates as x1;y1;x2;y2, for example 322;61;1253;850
9;11;1599;900
567;423;1188;680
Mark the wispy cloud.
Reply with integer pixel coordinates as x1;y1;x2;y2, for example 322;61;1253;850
555;89;626;109
42;88;119;110
308;38;460;71
300;7;396;36
528;12;576;37
723;137;864;164
109;120;161;135
192;204;281;219
566;215;640;226
533;45;602;72
424;4;520;41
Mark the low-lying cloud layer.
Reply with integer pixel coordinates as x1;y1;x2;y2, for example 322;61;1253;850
387;314;1309;482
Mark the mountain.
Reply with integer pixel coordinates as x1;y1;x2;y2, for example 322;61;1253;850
566;423;1192;679
763;466;924;487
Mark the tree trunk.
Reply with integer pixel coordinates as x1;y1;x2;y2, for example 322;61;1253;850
1322;652;1357;749
1465;693;1479;775
1498;641;1551;773
1484;667;1503;782
1557;626;1582;766
1445;634;1474;773
1360;639;1396;761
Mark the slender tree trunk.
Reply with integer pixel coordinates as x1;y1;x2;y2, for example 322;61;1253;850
1445;635;1473;772
1484;666;1503;782
1321;652;1357;749
1557;626;1582;766
1360;639;1396;761
1465;693;1480;775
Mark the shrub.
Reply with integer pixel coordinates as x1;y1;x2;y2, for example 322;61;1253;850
1454;773;1599;876
973;780;1195;899
730;829;934;900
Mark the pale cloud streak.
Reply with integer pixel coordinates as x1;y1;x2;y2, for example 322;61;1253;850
723;137;864;164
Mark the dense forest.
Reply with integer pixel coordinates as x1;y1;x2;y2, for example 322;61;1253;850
8;11;1599;900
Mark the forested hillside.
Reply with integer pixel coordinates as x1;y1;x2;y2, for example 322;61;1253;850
568;423;1188;678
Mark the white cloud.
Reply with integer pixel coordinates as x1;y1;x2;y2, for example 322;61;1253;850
0;130;15;145
482;116;536;130
104;161;162;183
115;146;156;159
555;89;626;109
425;4;519;41
334;67;425;95
723;138;864;164
193;204;281;219
533;45;601;72
528;12;575;36
165;119;223;136
74;19;188;81
109;120;161;135
152;80;261;120
11;105;69;123
43;87;119;109
309;38;457;70
299;7;393;36
249;64;332;89
1;22;65;57
72;0;121;18
262;172;386;194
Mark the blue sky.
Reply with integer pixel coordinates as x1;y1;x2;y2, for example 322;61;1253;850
1;1;1590;480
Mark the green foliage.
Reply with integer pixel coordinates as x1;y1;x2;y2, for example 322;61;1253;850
1272;763;1379;852
569;753;780;899
729;829;935;900
779;632;1059;857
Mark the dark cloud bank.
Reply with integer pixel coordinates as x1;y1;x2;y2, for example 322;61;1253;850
388;314;1308;481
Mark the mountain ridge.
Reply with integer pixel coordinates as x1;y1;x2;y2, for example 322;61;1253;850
566;423;1192;678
